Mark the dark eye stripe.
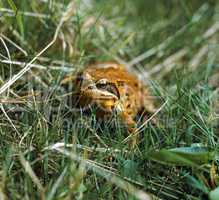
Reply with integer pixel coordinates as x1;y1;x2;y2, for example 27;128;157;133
96;82;120;99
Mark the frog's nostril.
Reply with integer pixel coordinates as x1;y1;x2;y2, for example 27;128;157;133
87;85;95;89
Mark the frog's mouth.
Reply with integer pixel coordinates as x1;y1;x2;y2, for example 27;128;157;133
80;87;119;112
85;88;118;102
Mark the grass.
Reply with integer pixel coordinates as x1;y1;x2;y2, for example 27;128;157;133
0;0;218;199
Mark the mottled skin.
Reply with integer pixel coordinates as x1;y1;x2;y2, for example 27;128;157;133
62;62;155;147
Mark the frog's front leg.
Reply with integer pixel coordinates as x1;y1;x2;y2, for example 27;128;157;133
119;111;138;149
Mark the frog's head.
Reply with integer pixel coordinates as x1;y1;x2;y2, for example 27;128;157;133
78;72;120;112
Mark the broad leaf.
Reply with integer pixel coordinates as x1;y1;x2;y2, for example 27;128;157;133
209;187;219;200
148;146;215;166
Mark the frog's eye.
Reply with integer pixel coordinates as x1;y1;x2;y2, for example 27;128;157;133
96;82;120;99
95;83;107;90
95;79;109;90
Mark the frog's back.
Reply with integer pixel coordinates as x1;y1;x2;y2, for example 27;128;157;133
85;62;141;89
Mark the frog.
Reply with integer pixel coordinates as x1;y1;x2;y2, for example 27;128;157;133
62;62;156;147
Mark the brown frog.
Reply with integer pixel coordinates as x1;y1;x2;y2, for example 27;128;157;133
62;62;156;147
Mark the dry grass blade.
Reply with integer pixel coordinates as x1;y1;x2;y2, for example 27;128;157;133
203;21;219;39
44;142;128;154
0;59;74;72
189;45;209;70
0;36;12;96
0;103;21;137
0;7;50;19
0;33;28;56
148;49;188;75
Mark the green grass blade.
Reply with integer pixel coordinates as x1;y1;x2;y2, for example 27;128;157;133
6;0;24;37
